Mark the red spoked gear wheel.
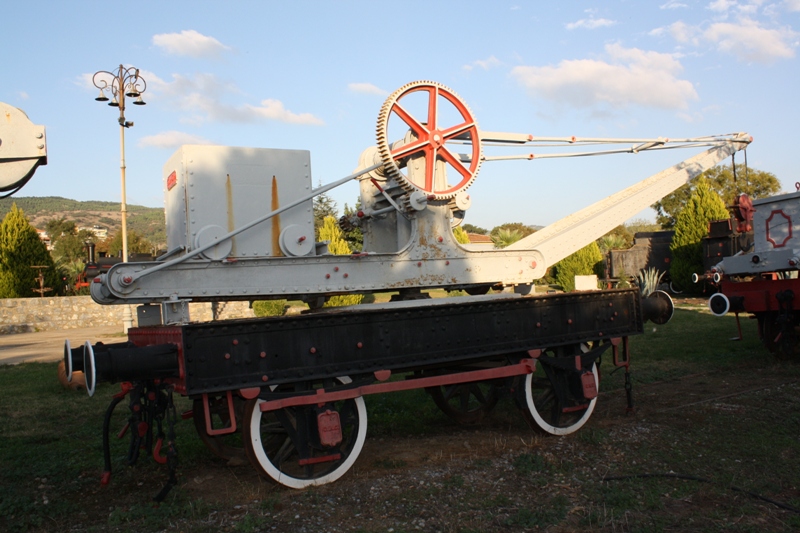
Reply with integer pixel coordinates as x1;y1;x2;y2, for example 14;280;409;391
376;81;482;200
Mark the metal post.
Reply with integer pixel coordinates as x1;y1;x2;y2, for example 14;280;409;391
119;119;128;264
93;64;147;333
119;121;132;332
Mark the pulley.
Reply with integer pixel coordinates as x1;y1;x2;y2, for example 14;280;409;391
0;102;47;197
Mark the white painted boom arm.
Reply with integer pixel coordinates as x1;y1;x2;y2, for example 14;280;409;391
507;133;752;267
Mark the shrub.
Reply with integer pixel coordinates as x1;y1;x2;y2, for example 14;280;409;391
551;242;604;292
252;300;286;317
452;225;470;244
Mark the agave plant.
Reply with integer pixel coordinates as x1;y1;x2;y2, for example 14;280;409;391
636;267;665;297
491;228;523;249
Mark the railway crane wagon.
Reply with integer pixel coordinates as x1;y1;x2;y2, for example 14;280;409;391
701;189;800;356
64;81;750;493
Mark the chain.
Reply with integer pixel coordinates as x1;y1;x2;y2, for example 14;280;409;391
126;385;144;465
624;370;635;414
153;386;179;503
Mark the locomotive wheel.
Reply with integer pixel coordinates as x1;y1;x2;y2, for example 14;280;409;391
242;376;367;489
192;395;247;463
758;312;799;360
518;346;599;436
427;380;500;424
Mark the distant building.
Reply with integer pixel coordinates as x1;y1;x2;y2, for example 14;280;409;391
36;229;53;250
78;225;109;240
463;233;495;251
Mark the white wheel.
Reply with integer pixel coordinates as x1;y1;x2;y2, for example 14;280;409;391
519;344;599;435
522;362;598;435
243;376;367;489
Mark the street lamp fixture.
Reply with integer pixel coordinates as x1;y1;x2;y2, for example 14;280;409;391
92;65;147;332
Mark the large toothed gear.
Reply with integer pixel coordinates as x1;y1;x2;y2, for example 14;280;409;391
376;81;482;200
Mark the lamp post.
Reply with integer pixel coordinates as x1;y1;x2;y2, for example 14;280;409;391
92;65;146;333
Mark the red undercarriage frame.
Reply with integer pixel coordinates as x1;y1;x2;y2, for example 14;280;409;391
718;275;800;344
721;275;800;314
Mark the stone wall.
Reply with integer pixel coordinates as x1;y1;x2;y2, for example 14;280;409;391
0;296;255;334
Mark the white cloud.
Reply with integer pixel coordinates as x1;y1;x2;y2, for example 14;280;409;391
660;1;688;8
668;21;701;44
704;18;796;62
18;91;29;100
463;56;502;71
738;0;769;15
708;0;738;12
139;131;212;149
151;72;324;125
511;43;698;111
786;0;800;11
565;17;617;30
650;8;796;64
244;99;324;125
81;69;323;126
152;30;231;59
348;83;388;96
707;0;772;16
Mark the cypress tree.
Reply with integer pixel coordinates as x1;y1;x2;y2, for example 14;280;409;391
669;177;729;292
453;225;470;245
0;204;59;298
319;216;363;307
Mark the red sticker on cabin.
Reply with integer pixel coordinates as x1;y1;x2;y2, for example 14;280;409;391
166;171;177;191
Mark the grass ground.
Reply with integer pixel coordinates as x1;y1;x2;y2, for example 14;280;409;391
1;300;799;532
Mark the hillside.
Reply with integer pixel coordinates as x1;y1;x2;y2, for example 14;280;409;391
0;196;166;247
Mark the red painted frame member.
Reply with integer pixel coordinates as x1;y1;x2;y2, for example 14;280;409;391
721;276;800;314
253;338;633;413
257;359;537;413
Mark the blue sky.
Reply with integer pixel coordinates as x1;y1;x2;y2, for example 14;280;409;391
2;0;798;231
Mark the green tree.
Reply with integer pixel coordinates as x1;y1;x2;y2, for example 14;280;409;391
313;185;338;240
490;222;536;240
462;223;488;235
44;217;77;246
625;218;662;234
107;230;153;258
341;201;363;252
597;234;629;254
453;226;470;244
52;228;95;265
551;242;604;292
669;178;729;293
0;204;60;298
652;164;780;228
597;225;633;254
319;216;363;307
